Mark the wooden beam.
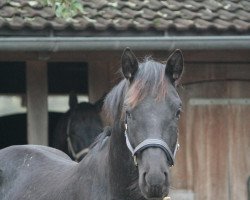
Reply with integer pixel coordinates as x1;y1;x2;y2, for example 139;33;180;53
26;61;48;145
1;50;250;63
88;60;111;103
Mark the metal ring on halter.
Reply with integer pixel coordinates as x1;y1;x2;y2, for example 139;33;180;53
124;123;179;167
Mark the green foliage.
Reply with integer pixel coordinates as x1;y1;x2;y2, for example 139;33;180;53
43;0;84;19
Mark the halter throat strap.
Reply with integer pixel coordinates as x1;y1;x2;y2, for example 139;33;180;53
124;124;179;166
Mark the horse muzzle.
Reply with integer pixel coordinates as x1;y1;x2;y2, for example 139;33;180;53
140;171;169;199
138;148;170;200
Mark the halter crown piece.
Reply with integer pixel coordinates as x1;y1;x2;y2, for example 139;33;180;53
124;123;179;166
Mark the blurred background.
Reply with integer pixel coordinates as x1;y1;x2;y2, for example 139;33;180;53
0;0;249;199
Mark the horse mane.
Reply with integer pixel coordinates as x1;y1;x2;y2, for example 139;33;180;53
104;57;168;125
103;79;128;124
86;126;112;153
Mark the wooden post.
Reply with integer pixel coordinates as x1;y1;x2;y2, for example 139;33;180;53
26;61;48;145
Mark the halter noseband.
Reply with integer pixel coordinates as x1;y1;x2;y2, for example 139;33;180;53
124;123;179;167
66;118;89;161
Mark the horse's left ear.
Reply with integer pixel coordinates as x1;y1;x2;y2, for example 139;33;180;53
165;49;184;86
121;47;139;81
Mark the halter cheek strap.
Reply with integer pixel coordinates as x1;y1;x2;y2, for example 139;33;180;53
124;124;179;166
66;118;89;161
67;137;89;161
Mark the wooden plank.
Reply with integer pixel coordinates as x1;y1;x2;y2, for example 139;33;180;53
227;82;250;200
189;98;250;105
206;106;229;200
26;61;48;145
228;105;250;200
185;104;230;200
181;63;250;85
155;50;250;63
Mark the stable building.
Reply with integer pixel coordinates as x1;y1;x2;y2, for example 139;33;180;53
0;0;249;199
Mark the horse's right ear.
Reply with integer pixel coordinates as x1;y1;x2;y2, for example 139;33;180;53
121;47;138;81
165;49;184;86
69;92;78;110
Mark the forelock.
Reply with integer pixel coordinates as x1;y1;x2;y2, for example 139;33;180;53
124;58;168;108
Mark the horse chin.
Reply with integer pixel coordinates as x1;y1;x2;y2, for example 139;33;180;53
139;185;169;200
138;168;169;200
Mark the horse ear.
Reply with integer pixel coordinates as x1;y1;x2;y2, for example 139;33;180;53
69;92;78;110
165;49;184;86
121;47;138;81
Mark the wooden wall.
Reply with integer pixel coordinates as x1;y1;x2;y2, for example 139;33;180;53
171;62;250;200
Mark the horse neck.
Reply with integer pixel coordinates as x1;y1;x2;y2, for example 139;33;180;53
108;120;139;198
109;121;130;160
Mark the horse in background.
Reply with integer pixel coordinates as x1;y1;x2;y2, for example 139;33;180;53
0;93;104;161
50;92;104;161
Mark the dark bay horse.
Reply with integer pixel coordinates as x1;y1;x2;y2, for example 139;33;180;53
0;48;183;200
50;93;103;161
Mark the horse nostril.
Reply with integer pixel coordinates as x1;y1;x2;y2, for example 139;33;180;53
142;171;147;185
164;171;170;186
143;171;147;179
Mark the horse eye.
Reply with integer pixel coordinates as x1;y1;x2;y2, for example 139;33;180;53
126;111;132;118
176;109;181;119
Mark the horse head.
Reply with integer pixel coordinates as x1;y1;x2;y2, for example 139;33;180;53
121;48;183;199
67;93;103;161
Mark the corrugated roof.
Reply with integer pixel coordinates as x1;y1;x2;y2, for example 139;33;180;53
0;0;250;35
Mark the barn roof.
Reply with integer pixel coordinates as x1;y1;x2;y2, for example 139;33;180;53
0;0;250;35
0;0;250;51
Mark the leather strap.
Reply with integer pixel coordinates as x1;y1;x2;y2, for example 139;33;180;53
125;127;179;166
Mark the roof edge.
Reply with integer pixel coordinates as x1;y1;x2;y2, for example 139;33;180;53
0;36;250;51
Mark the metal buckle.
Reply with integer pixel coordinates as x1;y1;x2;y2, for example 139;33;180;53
133;155;138;166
